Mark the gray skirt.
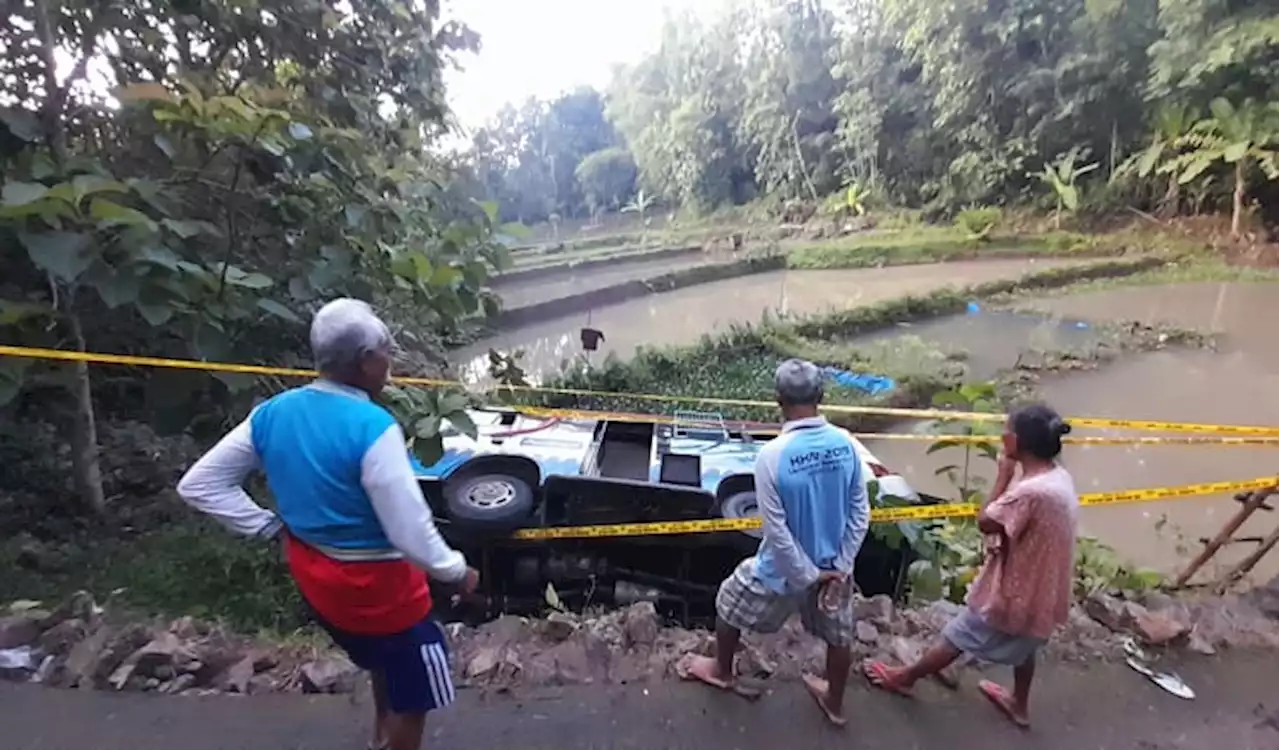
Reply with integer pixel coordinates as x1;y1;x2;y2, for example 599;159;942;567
941;608;1045;667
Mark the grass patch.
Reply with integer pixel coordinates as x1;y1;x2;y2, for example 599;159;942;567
0;518;307;633
785;227;1117;270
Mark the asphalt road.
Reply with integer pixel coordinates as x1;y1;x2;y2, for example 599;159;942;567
4;650;1277;750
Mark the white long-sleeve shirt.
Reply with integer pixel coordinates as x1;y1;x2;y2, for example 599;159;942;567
176;380;467;583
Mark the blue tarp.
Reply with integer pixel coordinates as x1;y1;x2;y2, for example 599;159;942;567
821;366;897;396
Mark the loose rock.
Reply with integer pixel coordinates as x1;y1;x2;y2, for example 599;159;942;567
0;615;43;649
300;656;359;694
132;632;201;678
221;656;256;694
38;618;87;657
855;621;879;645
541;612;578;642
548;639;592;684
853;594;895;626
622;602;660;648
1084;593;1188;645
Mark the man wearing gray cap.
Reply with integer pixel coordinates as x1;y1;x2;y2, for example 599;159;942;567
680;358;870;727
178;298;476;750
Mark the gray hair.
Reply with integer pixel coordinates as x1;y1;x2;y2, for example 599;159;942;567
310;298;393;375
774;358;824;406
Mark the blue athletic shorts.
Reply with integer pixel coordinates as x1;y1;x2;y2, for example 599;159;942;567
318;615;455;714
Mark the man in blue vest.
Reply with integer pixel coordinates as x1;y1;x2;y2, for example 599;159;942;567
178;298;477;750
679;358;869;727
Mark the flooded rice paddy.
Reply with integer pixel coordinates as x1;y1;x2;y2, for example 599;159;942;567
465;257;1082;380
862;282;1278;582
470;260;1276;581
493;250;717;310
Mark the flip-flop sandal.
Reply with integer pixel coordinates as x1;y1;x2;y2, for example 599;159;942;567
862;660;914;697
977;680;1031;729
675;654;762;700
802;673;848;728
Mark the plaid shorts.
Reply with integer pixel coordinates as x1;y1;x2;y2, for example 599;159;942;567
715;558;855;647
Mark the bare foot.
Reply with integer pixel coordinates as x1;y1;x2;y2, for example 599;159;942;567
861;660;915;697
676;654;733;690
978;680;1031;729
801;673;847;728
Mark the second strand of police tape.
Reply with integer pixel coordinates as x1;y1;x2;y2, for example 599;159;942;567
2;344;1277;438
509;476;1279;540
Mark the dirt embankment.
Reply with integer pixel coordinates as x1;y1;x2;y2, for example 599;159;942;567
2;579;1274;699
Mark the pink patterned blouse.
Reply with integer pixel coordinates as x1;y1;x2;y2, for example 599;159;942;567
967;465;1079;640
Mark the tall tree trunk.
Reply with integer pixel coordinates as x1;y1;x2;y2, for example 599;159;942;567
1231;161;1245;238
1158;173;1180;218
35;0;107;515
67;310;106;515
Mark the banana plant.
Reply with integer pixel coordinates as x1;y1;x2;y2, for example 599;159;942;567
1112;103;1199;217
1165;98;1279;238
1031;147;1099;229
620;188;656;223
841;181;870;216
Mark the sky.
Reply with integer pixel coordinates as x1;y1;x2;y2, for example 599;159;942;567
441;0;703;132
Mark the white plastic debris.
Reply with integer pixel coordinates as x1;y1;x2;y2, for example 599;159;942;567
0;646;37;671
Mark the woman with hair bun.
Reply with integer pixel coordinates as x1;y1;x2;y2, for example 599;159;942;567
862;403;1079;730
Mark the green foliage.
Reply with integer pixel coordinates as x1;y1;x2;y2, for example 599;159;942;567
904;380;1167;603
1162;97;1279;235
458;0;1274;224
822;182;873;217
620;189;657;222
379;386;480;466
1031;148;1101;228
955;207;1001;241
906;381;1000;601
0;0;504;517
467;88;625;223
575;147;638;214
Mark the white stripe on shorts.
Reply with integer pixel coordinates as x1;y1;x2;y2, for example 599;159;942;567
419;643;454;707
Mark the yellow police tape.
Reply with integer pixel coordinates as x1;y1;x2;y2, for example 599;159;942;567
2;344;1278;438
510;476;1279;540
516;406;1279;446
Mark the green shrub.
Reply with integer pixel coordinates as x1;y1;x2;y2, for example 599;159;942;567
955;206;1002;240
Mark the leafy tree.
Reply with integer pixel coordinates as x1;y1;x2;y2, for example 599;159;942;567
606;8;751;210
1148;0;1279;104
0;0;504;515
737;0;841;200
575;147;638;214
1166;98;1279;236
465;89;622;224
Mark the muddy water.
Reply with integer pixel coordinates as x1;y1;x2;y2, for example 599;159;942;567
852;308;1107;380
462;257;1081;380
494;251;720;310
863;281;1279;582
